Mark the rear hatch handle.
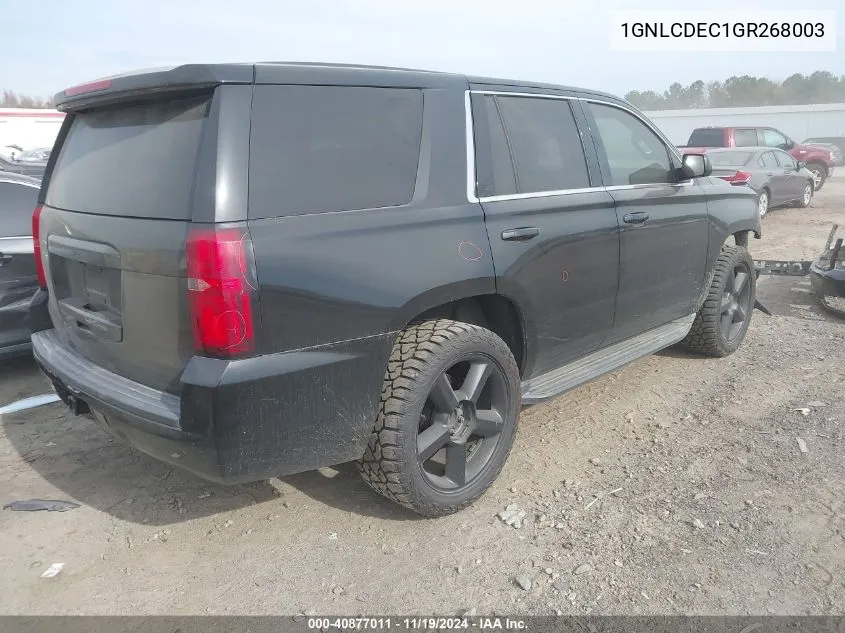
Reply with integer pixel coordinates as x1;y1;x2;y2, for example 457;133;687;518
58;297;123;343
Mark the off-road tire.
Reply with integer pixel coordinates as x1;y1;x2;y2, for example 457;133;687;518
682;245;756;357
357;319;520;517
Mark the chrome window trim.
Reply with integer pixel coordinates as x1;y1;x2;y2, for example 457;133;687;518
479;187;605;203
465;90;479;203
464;90;696;204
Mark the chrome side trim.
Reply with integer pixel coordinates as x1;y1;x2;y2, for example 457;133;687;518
0;178;40;189
464;90;479;203
479;186;605;203
0;236;34;254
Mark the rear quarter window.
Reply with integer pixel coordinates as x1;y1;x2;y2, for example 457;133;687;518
687;129;725;147
45;94;211;220
248;86;423;219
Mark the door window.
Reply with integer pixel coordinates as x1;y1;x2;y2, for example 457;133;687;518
733;129;759;147
773;151;796;169
760;152;779;169
587;103;672;186
761;129;789;149
0;182;38;237
488;96;590;194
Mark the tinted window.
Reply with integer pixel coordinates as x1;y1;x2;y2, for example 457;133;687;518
249;86;423;218
734;129;759;147
46;94;211;220
0;181;38;237
687;128;725;147
709;151;753;166
760;152;778;169
588;103;672;186
493;96;590;193
473;96;517;198
762;129;788;148
774;151;795;168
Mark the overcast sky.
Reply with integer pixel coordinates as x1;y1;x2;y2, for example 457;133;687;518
3;0;843;98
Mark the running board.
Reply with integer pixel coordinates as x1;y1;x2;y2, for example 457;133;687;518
520;314;696;404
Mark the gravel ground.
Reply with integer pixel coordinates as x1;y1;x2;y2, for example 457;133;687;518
1;178;843;616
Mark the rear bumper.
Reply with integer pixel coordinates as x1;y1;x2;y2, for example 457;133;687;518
32;328;394;484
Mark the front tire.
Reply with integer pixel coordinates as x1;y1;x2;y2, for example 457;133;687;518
358;319;521;517
682;246;756;358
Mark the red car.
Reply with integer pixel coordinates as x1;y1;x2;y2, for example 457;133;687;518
680;126;836;191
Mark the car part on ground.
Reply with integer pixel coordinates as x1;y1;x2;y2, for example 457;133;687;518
810;224;845;319
29;62;762;516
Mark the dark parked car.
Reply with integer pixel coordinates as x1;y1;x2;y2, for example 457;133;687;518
803;137;845;166
0;172;41;358
706;147;816;217
680;126;836;191
30;63;761;516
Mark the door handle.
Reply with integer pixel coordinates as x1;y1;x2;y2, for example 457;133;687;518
501;227;540;241
622;212;649;225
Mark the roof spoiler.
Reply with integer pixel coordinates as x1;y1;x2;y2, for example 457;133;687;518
55;64;254;112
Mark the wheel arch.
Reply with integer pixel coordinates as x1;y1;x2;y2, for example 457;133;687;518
393;289;530;377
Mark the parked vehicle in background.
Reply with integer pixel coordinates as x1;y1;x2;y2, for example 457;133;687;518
30;63;761;517
0;155;47;179
706;147;815;217
15;148;51;163
802;138;845;167
0;172;41;359
680;126;835;191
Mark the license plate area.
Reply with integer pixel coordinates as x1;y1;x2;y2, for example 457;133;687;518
47;235;123;342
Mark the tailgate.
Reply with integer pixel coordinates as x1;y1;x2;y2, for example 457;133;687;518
40;93;214;393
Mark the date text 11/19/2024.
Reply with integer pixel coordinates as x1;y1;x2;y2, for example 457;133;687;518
306;617;528;631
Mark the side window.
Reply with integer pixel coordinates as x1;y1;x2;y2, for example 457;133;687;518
760;152;778;169
0;182;38;237
248;86;423;218
587;102;672;186
734;129;758;147
761;129;788;149
774;151;795;168
492;96;590;194
473;96;517;198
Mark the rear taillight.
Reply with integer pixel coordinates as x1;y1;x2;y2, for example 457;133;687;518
718;170;752;185
186;227;257;357
32;206;47;288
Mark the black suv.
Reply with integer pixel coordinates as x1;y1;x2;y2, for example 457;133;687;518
30;63;761;516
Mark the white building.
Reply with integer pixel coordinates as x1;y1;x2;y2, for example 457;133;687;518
643;103;845;146
0;108;65;158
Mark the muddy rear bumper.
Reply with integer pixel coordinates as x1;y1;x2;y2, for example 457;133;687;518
31;328;394;484
810;265;845;317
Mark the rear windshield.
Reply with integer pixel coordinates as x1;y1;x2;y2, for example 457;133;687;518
46;94;211;220
687;129;725;147
708;151;753;166
249;85;423;219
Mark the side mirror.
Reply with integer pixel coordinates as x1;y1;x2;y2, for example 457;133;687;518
797;160;806;170
681;153;711;178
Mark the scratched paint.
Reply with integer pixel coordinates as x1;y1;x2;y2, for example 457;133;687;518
458;241;483;262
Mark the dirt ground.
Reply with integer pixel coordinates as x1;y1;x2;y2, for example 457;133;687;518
1;178;843;616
